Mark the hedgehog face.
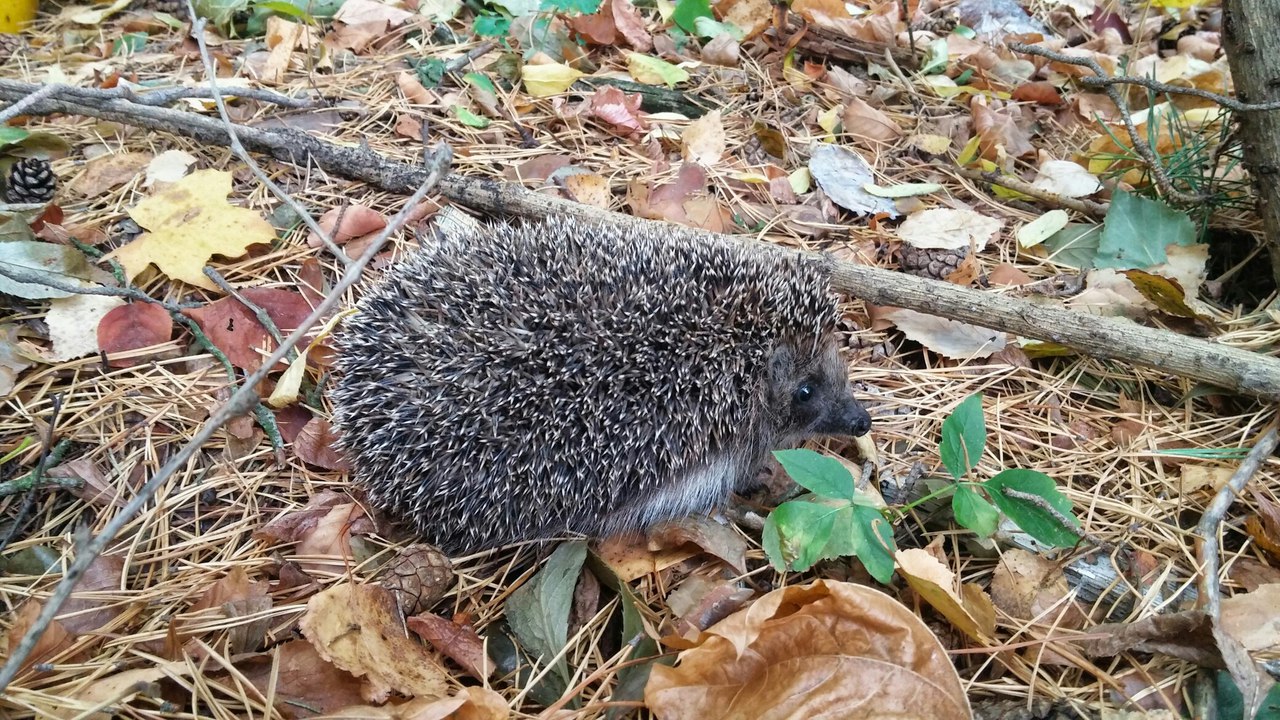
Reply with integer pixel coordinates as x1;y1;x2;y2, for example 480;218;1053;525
767;339;871;444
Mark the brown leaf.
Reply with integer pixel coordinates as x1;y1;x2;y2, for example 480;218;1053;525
309;205;388;248
182;288;315;372
299;582;450;703
47;457;122;509
611;0;652;50
508;155;574;183
842;97;902;145
592;533;695;583
58;554;127;635
255;490;360;544
647;516;748;574
267;497;372;574
97;301;174;368
1010;80;1063;105
324;687;509;719
8;600;78;674
273;403;313;444
407;613;493;680
1078;610;1223;667
589;85;648;137
1221;584;1280;652
567;7;617;45
294;417;351;470
239;639;369;714
645;579;971;719
896;548;996;642
971;96;1035;160
989;549;1086;629
69;151;152;198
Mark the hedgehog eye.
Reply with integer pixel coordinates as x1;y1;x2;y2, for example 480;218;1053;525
793;384;814;403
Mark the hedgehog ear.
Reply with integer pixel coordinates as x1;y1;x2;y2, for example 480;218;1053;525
769;344;796;384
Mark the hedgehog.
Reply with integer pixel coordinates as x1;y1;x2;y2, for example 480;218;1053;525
329;215;872;555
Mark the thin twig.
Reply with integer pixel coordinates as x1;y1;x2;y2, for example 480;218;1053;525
1008;41;1206;206
1000;486;1110;549
1078;75;1280;114
0;474;82;498
0;402;66;553
953;166;1109;217
1194;422;1279;619
187;13;350;265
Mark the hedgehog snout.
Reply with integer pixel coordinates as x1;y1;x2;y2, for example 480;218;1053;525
842;400;872;437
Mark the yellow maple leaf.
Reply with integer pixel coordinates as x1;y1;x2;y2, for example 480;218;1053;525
108;170;275;290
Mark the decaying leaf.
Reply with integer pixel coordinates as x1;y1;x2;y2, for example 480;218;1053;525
108;170;277;290
44;293;125;361
897;208;1003;251
807;143;897;217
680;109;725;167
299;582;450;703
646;515;748;574
239;639;370;715
407;613;494;680
645;579;972;719
897;548;996;642
880;307;1008;359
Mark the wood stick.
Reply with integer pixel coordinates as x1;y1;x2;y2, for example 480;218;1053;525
4;80;1280;400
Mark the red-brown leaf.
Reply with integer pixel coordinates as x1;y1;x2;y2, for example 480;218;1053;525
97;301;174;368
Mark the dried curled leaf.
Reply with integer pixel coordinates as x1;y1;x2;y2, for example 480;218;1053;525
645;579;972;719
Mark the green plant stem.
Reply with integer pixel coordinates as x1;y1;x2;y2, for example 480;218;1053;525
885;480;984;520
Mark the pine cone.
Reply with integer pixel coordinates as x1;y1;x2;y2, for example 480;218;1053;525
900;244;969;281
5;158;56;204
0;34;25;64
378;544;454;616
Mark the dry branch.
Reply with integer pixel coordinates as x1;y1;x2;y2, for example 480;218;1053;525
2;81;1280;402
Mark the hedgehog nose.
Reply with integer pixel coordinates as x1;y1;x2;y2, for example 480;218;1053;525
845;403;872;437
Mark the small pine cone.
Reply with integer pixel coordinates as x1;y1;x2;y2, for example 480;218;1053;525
378;544;454;616
5;158;56;204
899;244;969;281
0;34;25;64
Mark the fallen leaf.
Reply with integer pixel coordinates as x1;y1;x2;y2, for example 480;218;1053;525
506;541;588;690
8;600;77;674
647;516;747;574
645;579;971;719
842;97;902;144
0;323;36;396
48;663;191;720
881;307;1008;359
808;143;897;217
589;85;648;136
611;0;652;50
626;53;689;87
522;62;585;97
1017;209;1070;248
294;417;351;471
680;109;725;166
333;0;414;26
97;301;175;368
1031;160;1102;198
700;34;740;66
108;170;277;290
990;548;1086;629
407;613;493;680
0;241;98;299
239;639;369;714
47;457;122;508
1221;584;1280;652
592;533;696;582
299;582;450;703
144;149;197;187
1078;610;1222;667
560;172;612;209
324;687;509;719
44;293;126;361
898;208;1003;251
897;548;997;642
58;554;127;635
182;288;315;372
68;151;151;198
309;205;388;247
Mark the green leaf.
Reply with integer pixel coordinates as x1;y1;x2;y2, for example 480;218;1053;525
414;58;448;89
1040;222;1101;269
626;53;689;88
670;0;711;33
940;393;986;480
0;126;30;148
0;241;96;299
541;0;600;13
984;469;1080;548
772;448;854;500
952;484;999;538
193;0;247;29
1215;669;1280;720
1095;190;1196;269
463;71;497;94
691;16;742;40
112;31;149;55
491;0;539;16
849;504;896;584
454;106;491;128
505;540;588;686
473;13;511;36
764;500;838;572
